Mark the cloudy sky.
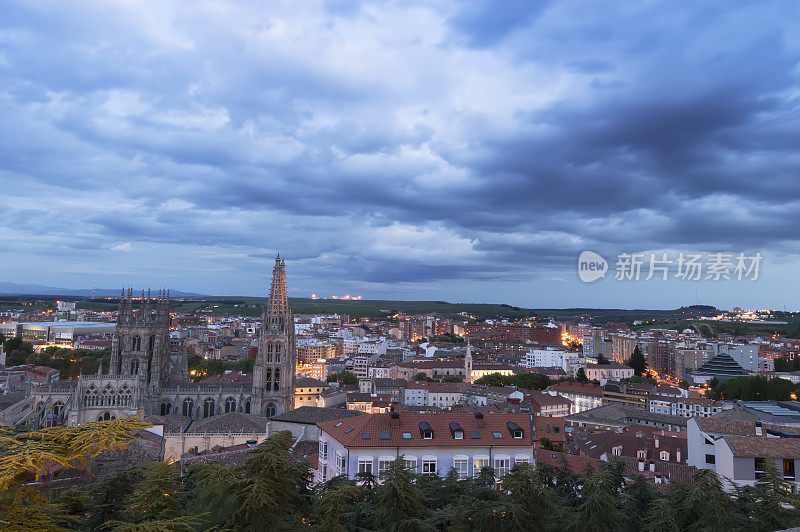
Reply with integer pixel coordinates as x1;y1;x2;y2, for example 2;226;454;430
2;1;800;309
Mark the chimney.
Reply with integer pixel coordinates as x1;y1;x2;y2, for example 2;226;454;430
390;412;400;426
755;421;763;436
475;412;485;427
638;459;645;472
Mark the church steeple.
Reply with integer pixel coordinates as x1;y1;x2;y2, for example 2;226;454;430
253;254;296;417
264;254;290;333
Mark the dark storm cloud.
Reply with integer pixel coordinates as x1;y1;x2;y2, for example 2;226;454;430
1;0;800;300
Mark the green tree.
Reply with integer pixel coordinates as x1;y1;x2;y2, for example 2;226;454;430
564;470;624;531
183;462;237;529
121;462;183;523
674;468;734;531
642;497;679;532
372;457;430;530
442;375;463;383
499;462;555;531
0;418;150;529
748;458;800;531
474;373;509;387
596;353;610;365
628;346;647;376
314;483;364;532
206;358;224;376
576;368;588;383
328;371;358;386
227;430;312;531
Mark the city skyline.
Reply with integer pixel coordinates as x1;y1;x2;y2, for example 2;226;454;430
2;2;800;309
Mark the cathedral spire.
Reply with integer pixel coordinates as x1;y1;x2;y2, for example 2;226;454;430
264;255;289;333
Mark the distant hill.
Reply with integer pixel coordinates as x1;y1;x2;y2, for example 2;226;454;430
0;282;202;298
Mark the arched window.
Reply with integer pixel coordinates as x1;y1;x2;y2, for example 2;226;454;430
275;343;281;363
265;402;276;417
52;401;64;417
274;370;280;391
224;397;236;413
267;343;273;363
161;401;172;415
132;336;141;351
149;335;155;353
130;359;139;375
182;398;194;417
120;385;132;407
203;398;216;418
98;411;116;421
265;368;272;385
244;399;251;414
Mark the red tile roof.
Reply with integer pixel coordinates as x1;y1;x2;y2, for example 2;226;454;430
318;412;534;448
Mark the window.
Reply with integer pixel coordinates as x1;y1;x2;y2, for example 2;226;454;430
422;458;437;475
784;459;796;480
182;398;194;417
322;465;328;482
553;426;560;434
473;458;489;477
378;459;393;479
319;440;328;461
203;398;216;418
470;430;481;439
345;427;354;434
380;430;390;440
402;432;412;439
335;421;343;427
514;456;530;465
265;402;276;417
453;458;469;480
705;437;714;445
97;411;115;421
660;451;670;461
454;430;463;439
358;458;374;475
336;453;347;475
637;450;646;459
612;446;622;456
494;458;510;479
224;397;236;413
492;431;503;439
404;458;417;472
755;458;766;479
160;401;171;415
362;432;370;440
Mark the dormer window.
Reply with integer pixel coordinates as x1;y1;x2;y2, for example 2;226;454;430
612;446;622;456
660;450;669;461
506;421;523;439
419;421;433;440
449;422;464;440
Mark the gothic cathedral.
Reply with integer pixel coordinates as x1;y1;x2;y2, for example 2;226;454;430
28;256;296;427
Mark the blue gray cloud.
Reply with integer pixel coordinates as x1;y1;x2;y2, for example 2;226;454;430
1;0;799;308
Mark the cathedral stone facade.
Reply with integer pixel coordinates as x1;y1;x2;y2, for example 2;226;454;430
28;256;296;427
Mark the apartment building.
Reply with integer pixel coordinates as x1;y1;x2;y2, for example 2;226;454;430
316;412;538;484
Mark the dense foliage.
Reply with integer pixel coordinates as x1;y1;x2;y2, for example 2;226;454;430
5;429;799;531
626;346;648;376
707;375;799;401
186;354;254;380
474;372;554;390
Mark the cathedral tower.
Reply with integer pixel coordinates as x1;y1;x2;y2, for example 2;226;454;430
110;289;171;407
252;255;296;417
